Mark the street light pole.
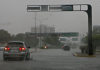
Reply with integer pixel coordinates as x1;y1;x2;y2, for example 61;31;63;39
35;18;48;48
23;34;25;43
80;34;81;43
40;22;41;48
40;20;47;48
35;12;37;51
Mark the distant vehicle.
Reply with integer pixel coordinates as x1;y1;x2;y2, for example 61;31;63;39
3;41;31;60
62;46;70;50
44;46;47;49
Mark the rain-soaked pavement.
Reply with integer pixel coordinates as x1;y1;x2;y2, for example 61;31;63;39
0;48;100;70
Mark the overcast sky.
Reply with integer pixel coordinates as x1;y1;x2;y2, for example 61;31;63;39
0;0;100;35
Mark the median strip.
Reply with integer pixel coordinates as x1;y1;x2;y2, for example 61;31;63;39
73;52;95;57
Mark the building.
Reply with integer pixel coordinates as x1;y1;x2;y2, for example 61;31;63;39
31;24;55;33
36;27;40;33
50;26;55;33
47;26;51;33
39;24;45;33
31;27;35;33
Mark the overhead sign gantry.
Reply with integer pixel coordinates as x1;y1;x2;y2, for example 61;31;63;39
27;4;93;55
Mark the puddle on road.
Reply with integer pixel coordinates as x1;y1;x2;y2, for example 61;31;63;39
0;55;35;62
0;59;4;62
30;55;33;60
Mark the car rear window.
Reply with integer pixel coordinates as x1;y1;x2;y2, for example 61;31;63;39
65;46;69;47
7;42;23;47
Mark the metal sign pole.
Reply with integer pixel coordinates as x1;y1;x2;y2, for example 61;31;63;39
35;12;37;51
86;5;93;55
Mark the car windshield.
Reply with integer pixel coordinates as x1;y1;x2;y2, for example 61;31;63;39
0;0;100;70
8;42;23;47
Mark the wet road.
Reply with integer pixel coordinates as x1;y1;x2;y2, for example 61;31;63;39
0;48;100;70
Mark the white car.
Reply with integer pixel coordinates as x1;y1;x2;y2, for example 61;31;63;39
3;41;31;60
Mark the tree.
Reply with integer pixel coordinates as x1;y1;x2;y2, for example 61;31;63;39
0;29;11;45
42;37;51;45
25;37;39;48
11;33;39;48
42;33;63;48
81;34;100;52
93;28;100;35
92;35;100;51
11;34;16;41
81;36;88;44
11;33;24;41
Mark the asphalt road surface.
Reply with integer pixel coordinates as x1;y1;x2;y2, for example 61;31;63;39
0;48;100;70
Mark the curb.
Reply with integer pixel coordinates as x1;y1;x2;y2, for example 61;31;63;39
73;53;78;57
73;52;96;57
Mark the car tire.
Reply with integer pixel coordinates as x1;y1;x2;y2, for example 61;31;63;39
20;58;24;61
25;54;28;60
3;55;6;61
27;53;30;60
3;58;6;61
3;57;6;61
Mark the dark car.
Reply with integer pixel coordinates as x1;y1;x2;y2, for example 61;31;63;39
3;41;31;60
62;46;70;50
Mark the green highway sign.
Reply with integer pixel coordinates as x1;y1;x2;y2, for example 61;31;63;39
62;5;73;11
72;38;78;41
26;32;79;37
60;38;66;41
26;33;62;37
62;32;79;37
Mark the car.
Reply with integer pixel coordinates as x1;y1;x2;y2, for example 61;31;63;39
3;41;31;60
62;46;70;50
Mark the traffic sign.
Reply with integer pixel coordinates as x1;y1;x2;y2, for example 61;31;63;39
60;38;66;41
62;5;73;11
72;38;78;41
26;33;62;37
26;32;79;37
27;4;88;12
62;32;79;37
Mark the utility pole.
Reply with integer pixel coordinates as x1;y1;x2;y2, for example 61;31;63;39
40;22;41;48
35;18;48;48
23;34;25;43
35;12;37;51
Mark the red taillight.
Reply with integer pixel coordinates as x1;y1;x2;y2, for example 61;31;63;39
19;47;25;50
19;48;22;50
7;47;10;50
4;47;10;50
62;47;63;48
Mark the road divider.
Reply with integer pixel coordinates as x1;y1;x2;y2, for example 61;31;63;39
73;52;95;57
